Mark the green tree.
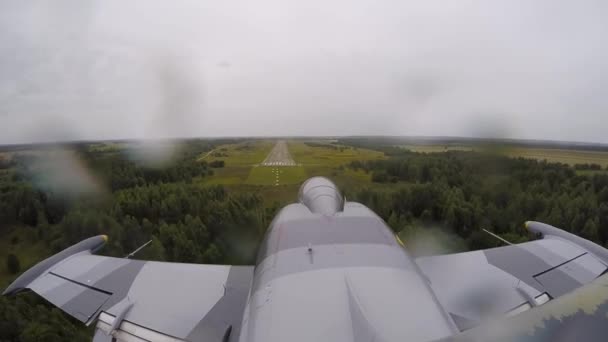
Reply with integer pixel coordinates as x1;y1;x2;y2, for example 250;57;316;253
581;218;599;242
203;244;222;264
137;236;166;262
7;253;20;274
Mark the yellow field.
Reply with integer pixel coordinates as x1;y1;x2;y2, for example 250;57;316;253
399;143;608;168
399;145;474;153
504;148;608;167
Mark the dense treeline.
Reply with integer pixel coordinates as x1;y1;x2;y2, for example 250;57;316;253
347;149;608;250
209;160;225;168
0;182;43;227
0;140;249;229
0;296;91;342
47;183;265;264
574;163;603;171
80;140;217;191
0;140;267;341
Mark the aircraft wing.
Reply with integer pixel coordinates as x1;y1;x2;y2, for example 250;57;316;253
2;235;253;342
440;272;608;342
416;221;608;332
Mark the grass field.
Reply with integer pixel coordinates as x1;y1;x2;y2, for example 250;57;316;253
504;148;608;168
398;143;608;168
197;139;386;203
198;140;274;166
288;141;386;194
199;139;384;185
198;140;275;185
88;142;128;153
399;145;474;153
289;141;385;167
246;165;308;185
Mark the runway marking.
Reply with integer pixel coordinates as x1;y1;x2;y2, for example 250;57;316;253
273;167;279;186
262;141;297;185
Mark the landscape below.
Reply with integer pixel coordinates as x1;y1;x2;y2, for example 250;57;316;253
1;137;608;341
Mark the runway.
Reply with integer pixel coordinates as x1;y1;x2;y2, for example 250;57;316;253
261;140;296;167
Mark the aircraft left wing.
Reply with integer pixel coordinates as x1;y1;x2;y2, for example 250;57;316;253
2;235;253;342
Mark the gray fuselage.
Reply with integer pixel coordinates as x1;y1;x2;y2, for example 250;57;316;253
237;177;457;342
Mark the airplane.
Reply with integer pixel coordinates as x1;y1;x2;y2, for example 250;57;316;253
4;176;608;341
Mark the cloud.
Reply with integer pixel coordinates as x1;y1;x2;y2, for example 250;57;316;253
0;0;607;143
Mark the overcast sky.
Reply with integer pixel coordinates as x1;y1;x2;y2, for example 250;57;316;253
0;0;607;144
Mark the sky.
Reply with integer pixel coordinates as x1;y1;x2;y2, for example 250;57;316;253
0;0;607;144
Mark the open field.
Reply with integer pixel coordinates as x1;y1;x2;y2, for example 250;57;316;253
197;140;274;185
398;143;608;168
503;148;608;168
198;140;274;166
288;141;387;193
399;145;474;153
289;141;385;167
197;139;386;203
247;166;308;185
87;142;129;153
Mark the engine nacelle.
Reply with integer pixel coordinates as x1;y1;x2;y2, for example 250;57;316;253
297;176;344;215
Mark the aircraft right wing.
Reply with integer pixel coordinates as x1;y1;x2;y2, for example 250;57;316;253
440;271;608;342
415;221;608;331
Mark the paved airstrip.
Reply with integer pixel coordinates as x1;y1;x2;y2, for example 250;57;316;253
261;140;296;167
261;140;296;185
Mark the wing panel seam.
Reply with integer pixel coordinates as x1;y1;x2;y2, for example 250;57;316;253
48;271;113;296
532;252;587;278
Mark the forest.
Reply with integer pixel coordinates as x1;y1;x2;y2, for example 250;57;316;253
1;138;608;341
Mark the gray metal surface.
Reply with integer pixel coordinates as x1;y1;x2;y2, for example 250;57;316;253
527;221;608;265
244;178;457;341
417;237;607;331
3;250;253;340
2;235;107;296
186;266;253;342
441;273;608;342
30;272;110;322
298;176;344;215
